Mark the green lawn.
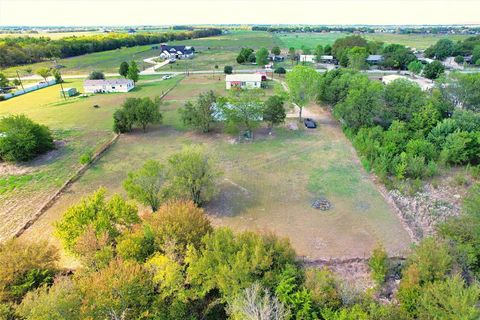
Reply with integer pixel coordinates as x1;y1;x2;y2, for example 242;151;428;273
15;75;411;267
0;75;179;242
170;30;276;50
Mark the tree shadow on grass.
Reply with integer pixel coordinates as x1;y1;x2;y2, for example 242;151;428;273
205;179;259;218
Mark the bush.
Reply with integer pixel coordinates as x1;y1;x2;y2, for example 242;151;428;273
224;65;233;74
274;67;286;74
368;244;389;286
88;71;105;80
441;131;480;165
423;61;445;80
79;150;93;165
0;115;54;162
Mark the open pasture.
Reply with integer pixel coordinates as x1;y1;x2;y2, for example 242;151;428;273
274;32;470;50
0;75;179;242
17;75;411;266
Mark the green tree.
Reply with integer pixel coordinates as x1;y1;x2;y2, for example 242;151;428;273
119;61;129;78
54;188;139;252
35;67;50;82
423;61;445;80
113;97;162;133
417;275;480;320
304;267;342;310
237;48;254;64
222;88;264;138
446;73;480;111
256;47;269;67
314;44;324;63
123;159;166;212
332;35;368;66
144;200;212;261
224;65;233;74
288;47;296;64
472;46;480;65
17;277;82;320
430;38;455;60
384;78;426;122
180;90;217;133
454;55;465;64
346;46;368;70
381;44;417;70
127;60;140;83
271;46;281;56
274;67;286;75
368;244;389;286
76;258;155;319
87;70;104;80
51;69;62;83
185;228;296;302
166;145;221;206
0;115;54;162
263;95;286;129
0;72;8;88
408;60;424;75
285;65;319;121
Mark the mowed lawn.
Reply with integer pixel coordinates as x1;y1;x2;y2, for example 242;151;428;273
274;32;469;50
19;75;411;268
0;75;179;242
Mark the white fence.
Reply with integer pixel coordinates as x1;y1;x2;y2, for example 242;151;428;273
1;80;57;101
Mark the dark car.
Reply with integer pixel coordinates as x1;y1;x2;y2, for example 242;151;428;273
304;118;317;129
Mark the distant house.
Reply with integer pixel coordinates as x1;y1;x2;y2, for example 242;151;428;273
268;54;285;62
84;79;134;93
60;87;77;97
319;55;336;63
226;74;263;90
381;74;434;91
299;55;316;63
366;55;383;64
443;56;464;70
159;44;195;60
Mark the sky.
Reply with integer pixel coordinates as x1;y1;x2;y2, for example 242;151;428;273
0;0;479;26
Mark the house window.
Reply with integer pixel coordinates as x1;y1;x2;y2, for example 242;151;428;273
112;86;116;89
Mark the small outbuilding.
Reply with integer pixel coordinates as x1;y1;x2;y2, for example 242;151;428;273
60;87;77;97
226;74;263;90
84;79;134;93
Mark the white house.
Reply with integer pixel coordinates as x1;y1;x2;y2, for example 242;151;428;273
225;74;263;90
299;55;316;63
381;75;434;91
84;79;134;93
159;44;195;60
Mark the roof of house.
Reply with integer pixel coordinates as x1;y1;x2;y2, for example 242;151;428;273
226;74;263;82
366;54;383;61
160;44;194;54
320;55;334;60
84;79;133;86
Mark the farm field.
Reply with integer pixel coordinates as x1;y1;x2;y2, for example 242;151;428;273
274;32;470;50
14;74;411;268
0;75;179;242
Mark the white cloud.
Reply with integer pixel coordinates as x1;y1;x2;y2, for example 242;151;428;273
0;0;479;26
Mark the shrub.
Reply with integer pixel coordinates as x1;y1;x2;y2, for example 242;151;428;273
423;61;445;80
441;131;480;165
79;150;93;165
224;65;233;74
0;115;54;162
274;67;286;74
88;71;105;80
368;244;389;286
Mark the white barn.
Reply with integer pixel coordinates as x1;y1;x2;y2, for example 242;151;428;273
225;74;262;90
299;55;316;63
84;79;134;93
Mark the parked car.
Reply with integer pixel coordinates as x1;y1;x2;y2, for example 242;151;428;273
162;75;173;80
304;118;317;129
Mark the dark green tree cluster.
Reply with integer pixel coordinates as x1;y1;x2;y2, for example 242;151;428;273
236;48;256;64
113;97;162;133
0;115;54;162
318;69;480;183
425;35;480;63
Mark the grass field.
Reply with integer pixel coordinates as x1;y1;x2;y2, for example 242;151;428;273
1;44;161;77
0;75;179;243
274;32;470;50
7;75;411;268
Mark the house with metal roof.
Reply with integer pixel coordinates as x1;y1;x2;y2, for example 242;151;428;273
225;74;263;90
366;55;384;64
159;44;195;59
84;79;134;93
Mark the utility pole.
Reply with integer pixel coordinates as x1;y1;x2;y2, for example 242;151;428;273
57;70;67;100
16;70;25;93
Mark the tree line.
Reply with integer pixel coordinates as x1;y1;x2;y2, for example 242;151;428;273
0;29;222;68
